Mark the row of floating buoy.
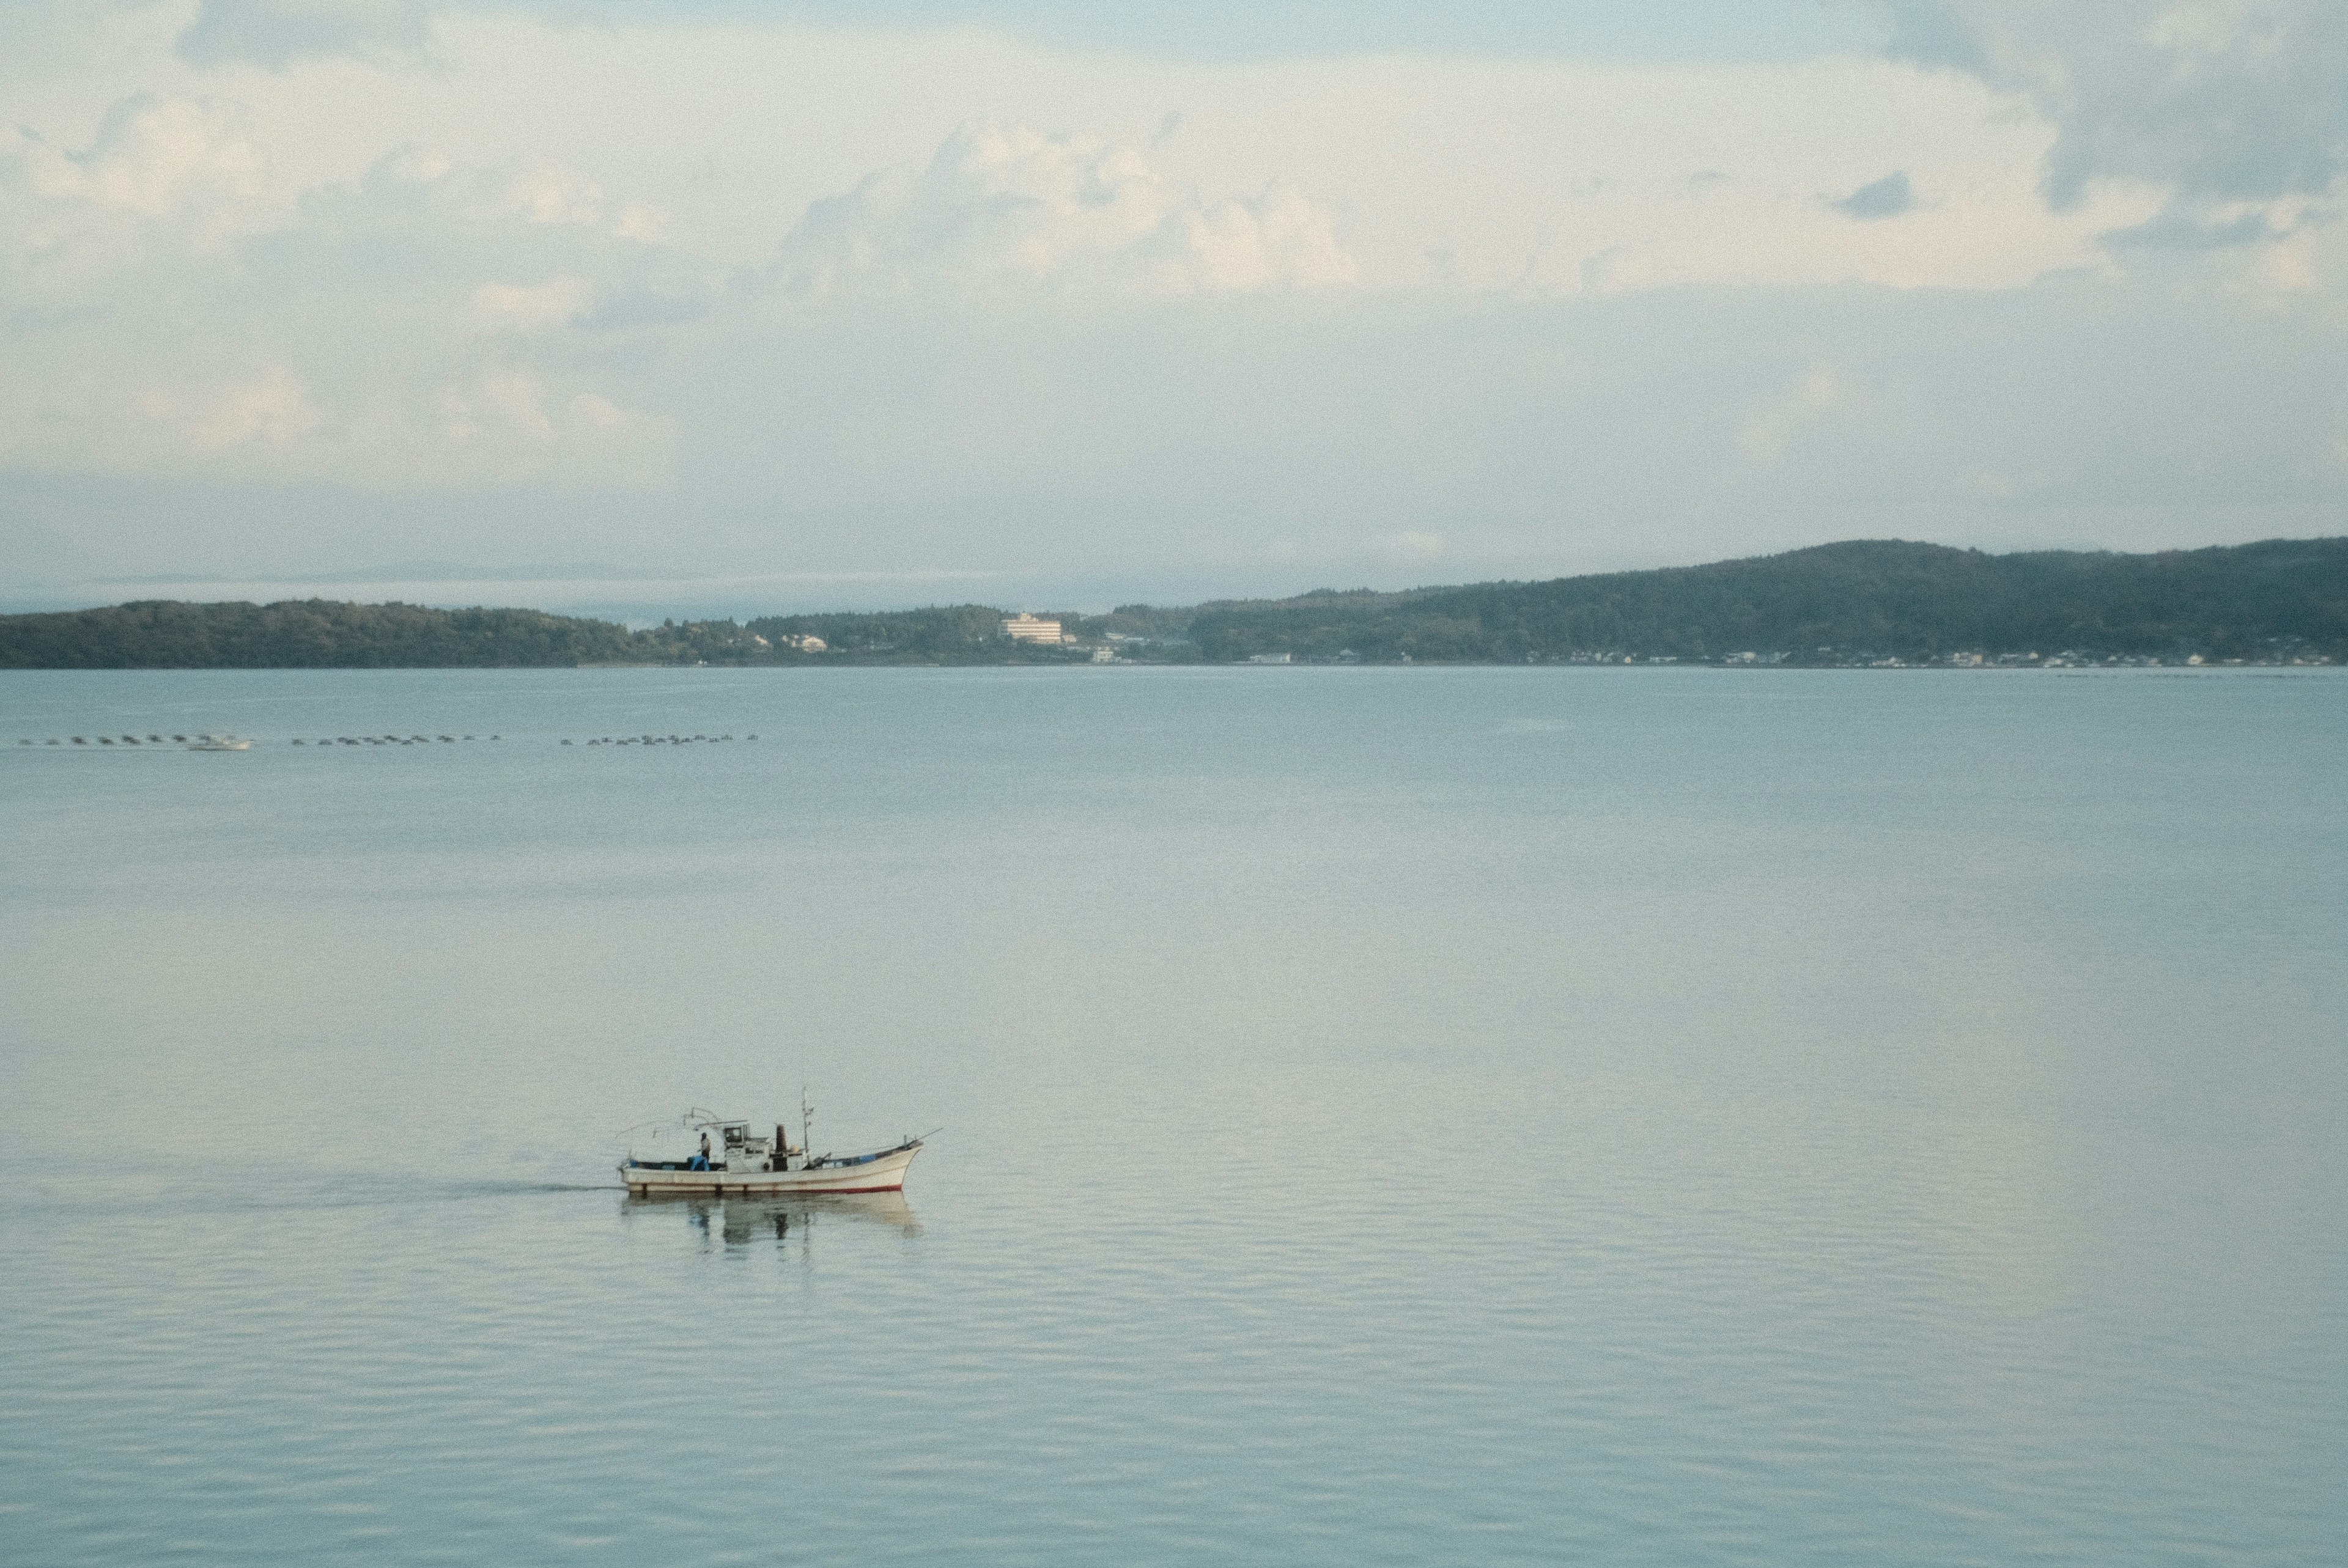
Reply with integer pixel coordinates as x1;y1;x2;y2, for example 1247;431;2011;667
291;735;497;745
16;732;768;747
13;732;498;746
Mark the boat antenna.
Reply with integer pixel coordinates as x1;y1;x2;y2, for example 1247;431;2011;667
800;1084;812;1163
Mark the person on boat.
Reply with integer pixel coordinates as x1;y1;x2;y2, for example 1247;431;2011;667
688;1130;712;1171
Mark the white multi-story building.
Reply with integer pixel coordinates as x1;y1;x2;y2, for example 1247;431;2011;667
1002;613;1066;644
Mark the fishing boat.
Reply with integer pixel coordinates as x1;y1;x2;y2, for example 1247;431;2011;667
619;1104;926;1196
187;735;251;751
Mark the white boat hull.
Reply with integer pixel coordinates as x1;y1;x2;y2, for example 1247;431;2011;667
621;1142;919;1196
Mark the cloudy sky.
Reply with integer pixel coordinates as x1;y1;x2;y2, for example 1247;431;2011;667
3;1;2344;614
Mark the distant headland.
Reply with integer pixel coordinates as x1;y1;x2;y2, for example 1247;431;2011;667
3;538;2342;669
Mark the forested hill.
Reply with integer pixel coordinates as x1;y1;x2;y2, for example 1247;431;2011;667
1181;537;2348;664
0;599;643;668
3;537;2342;667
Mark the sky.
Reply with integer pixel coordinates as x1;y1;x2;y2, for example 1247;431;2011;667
2;0;2345;616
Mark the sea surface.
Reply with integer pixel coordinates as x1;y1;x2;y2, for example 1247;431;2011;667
1;666;2342;1566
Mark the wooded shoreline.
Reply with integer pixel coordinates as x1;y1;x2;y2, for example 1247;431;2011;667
5;537;2342;668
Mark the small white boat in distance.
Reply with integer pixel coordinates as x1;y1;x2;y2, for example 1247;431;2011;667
187;735;251;751
621;1108;926;1196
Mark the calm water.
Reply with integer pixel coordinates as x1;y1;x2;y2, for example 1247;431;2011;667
1;667;2342;1566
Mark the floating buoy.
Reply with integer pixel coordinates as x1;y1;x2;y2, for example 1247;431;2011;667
172;735;186;742
72;737;86;745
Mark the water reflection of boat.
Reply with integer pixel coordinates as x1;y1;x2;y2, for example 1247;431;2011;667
625;1190;923;1246
618;1105;927;1196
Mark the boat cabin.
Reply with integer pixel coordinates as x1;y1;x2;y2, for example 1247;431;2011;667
629;1118;806;1173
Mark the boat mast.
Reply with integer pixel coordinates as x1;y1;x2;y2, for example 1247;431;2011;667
800;1085;813;1167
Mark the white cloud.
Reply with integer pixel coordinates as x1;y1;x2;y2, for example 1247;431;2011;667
437;364;556;444
1291;56;2156;296
0;89;702;491
0;94;287;346
418;367;675;485
612;202;666;243
350;145;618;232
190;363;322;449
771;122;1354;301
501;163;606;227
471;276;593;332
0;344;672;488
1737;365;1845;465
20;94;263;219
0;94;271;290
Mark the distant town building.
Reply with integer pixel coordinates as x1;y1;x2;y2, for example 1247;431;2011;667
783;634;826;652
1247;652;1293;664
1002;613;1066;644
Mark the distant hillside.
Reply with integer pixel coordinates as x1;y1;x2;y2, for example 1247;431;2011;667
0;597;1104;669
1183;538;2348;664
0;599;641;669
2;539;2342;668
